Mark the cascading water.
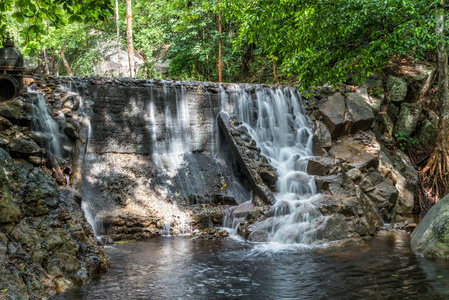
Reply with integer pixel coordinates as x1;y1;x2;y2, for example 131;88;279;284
223;86;325;245
30;92;62;157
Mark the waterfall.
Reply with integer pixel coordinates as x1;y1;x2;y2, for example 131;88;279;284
224;86;325;245
79;115;103;238
30;92;62;157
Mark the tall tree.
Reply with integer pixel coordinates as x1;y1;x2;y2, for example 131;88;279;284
218;8;223;82
60;38;72;76
43;45;50;74
116;0;122;72
126;0;135;77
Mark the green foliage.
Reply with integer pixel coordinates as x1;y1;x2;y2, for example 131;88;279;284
394;132;417;151
226;0;444;90
2;0;443;85
0;0;113;47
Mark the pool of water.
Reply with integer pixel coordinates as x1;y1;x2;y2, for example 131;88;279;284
53;232;449;299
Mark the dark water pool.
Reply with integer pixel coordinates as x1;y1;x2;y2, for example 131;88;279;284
53;232;449;299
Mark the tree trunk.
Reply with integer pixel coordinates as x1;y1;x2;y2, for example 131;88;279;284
116;0;122;73
422;0;449;202
37;51;41;74
52;49;56;74
126;0;135;77
60;38;73;76
218;9;223;82
273;55;280;85
43;46;50;74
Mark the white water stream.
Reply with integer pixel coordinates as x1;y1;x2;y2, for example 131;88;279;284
223;86;325;245
30;92;62;157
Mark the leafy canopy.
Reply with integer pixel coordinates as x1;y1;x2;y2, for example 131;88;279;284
0;0;113;46
226;0;444;89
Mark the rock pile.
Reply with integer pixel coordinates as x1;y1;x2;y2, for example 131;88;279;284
0;78;110;299
0;148;109;299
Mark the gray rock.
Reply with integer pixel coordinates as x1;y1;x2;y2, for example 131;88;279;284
0;193;21;224
387;76;408;103
387;103;400;123
417;120;437;150
63;122;79;140
231;202;262;221
411;194;449;258
28;156;44;165
378;148;415;214
28;131;54;147
0;100;22;120
346;93;375;133
318;92;348;138
8;139;42;155
329;143;378;171
248;230;269;242
394;103;421;136
0;116;13;131
312;120;332;149
407;64;437;102
347;168;363;181
307;157;340;176
366;180;399;222
379;113;394;137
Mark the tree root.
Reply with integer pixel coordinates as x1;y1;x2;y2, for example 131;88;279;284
421;148;449;204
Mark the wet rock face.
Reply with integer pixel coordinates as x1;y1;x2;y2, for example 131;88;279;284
0;148;109;299
218;112;277;205
87;82;220;154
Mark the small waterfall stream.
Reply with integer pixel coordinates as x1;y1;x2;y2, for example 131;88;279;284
30;92;63;157
223;86;325;245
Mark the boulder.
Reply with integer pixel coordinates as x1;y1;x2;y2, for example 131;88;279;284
356;87;383;114
0;192;21;224
8;139;42;155
64;121;80;140
347;168;363;181
387;103;400;123
411;194;449;258
386;76;408;103
0;99;23;120
329;142;378;171
394;103;422;136
378;148;415;214
417;120;437;151
0;116;13;131
346;93;375;132
365;179;399;222
318;92;348;138
379;112;394;137
231;202;263;221
307;157;340;176
401;64;437;102
28;131;54;147
312;120;332;149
